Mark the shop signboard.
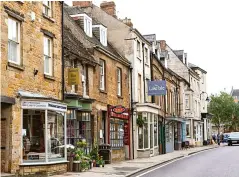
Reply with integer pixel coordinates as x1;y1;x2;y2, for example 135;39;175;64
148;80;166;96
109;105;129;120
68;68;79;85
21;101;67;112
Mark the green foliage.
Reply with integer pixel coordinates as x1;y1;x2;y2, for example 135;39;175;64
136;114;144;127
90;141;99;161
208;92;237;132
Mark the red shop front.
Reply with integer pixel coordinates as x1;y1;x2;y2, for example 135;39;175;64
107;105;131;162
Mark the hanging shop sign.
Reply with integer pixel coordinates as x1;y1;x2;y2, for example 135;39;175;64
68;68;79;85
148;80;166;96
109;105;129;120
21;101;67;112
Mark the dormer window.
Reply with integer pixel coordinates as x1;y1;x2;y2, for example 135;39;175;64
70;14;92;37
92;25;107;46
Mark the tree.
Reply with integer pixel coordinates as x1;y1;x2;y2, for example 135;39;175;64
229;103;239;131
208;92;235;134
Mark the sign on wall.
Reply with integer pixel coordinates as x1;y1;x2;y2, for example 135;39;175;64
21;101;67;112
68;68;79;85
148;80;166;96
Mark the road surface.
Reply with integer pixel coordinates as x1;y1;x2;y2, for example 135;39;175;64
136;145;239;177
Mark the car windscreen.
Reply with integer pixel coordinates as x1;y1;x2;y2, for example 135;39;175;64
229;133;239;138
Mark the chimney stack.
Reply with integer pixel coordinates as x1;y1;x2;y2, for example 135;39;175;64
159;40;166;51
100;1;117;18
121;17;133;28
72;1;92;8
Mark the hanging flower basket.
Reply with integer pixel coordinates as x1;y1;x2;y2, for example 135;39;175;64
136;115;144;127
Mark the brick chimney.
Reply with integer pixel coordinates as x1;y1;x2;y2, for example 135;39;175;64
159;40;166;51
100;1;117;18
121;17;133;28
72;1;92;7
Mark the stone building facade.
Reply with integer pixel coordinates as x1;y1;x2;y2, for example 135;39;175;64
64;5;131;162
1;1;67;175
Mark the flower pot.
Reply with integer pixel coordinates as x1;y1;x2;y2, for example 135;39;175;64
73;161;81;172
99;165;102;168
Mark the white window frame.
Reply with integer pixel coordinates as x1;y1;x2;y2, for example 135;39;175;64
117;68;122;96
43;35;53;76
185;94;190;109
145;47;149;64
137;40;141;58
8;17;20;65
138;74;142;103
99;59;105;90
43;1;52;17
84;15;92;37
100;27;107;46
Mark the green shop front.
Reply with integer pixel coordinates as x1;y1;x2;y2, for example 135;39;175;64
65;94;95;154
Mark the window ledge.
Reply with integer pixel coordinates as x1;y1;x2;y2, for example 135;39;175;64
8;62;25;71
20;160;68;166
117;95;123;99
44;74;55;81
99;89;107;94
137;57;142;61
42;13;55;23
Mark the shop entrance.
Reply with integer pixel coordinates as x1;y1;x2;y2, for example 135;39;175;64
1;104;11;173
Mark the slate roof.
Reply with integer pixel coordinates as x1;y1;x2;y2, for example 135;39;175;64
231;89;239;96
64;6;130;65
188;62;207;74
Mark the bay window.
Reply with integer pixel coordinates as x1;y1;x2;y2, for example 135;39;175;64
8;18;20;65
22;107;66;163
44;36;53;76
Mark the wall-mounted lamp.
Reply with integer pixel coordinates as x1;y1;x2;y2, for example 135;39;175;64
34;68;38;76
200;91;210;102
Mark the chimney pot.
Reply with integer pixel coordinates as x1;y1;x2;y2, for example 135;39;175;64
73;1;92;8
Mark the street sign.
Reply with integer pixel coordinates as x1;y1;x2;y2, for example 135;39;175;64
148;80;166;95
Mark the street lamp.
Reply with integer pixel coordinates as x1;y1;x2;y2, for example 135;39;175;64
200;91;210;102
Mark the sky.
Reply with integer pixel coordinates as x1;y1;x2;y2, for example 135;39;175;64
65;0;239;95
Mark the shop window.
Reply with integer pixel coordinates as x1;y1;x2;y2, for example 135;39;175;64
67;112;92;154
110;118;124;148
22;110;65;163
143;115;149;149
186;123;190;137
154;115;158;147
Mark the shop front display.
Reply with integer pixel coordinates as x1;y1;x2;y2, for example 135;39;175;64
21;100;67;164
108;105;130;162
137;112;159;158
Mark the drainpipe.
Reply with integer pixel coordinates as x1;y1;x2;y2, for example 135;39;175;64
163;62;166;154
142;43;146;103
61;2;64;101
130;66;134;159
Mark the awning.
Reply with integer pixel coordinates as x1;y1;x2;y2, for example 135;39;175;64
18;90;60;102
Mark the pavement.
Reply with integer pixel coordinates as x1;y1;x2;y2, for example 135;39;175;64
136;144;239;177
53;144;224;177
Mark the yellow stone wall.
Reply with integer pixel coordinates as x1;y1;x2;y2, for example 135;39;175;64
0;1;63;173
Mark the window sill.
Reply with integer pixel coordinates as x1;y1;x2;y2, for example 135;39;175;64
44;74;55;81
42;13;55;23
8;62;25;71
99;89;107;94
137;57;142;61
20;160;68;166
117;95;123;99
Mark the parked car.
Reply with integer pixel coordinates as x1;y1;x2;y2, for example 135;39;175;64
228;132;239;146
223;133;230;143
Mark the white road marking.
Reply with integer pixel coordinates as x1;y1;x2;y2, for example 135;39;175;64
135;148;216;177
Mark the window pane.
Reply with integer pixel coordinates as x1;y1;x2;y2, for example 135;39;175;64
44;56;50;74
44;37;48;55
144;116;148;148
47;112;65;161
8;41;18;62
22;111;46;163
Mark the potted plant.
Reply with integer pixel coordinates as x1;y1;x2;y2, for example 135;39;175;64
136;114;144;127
